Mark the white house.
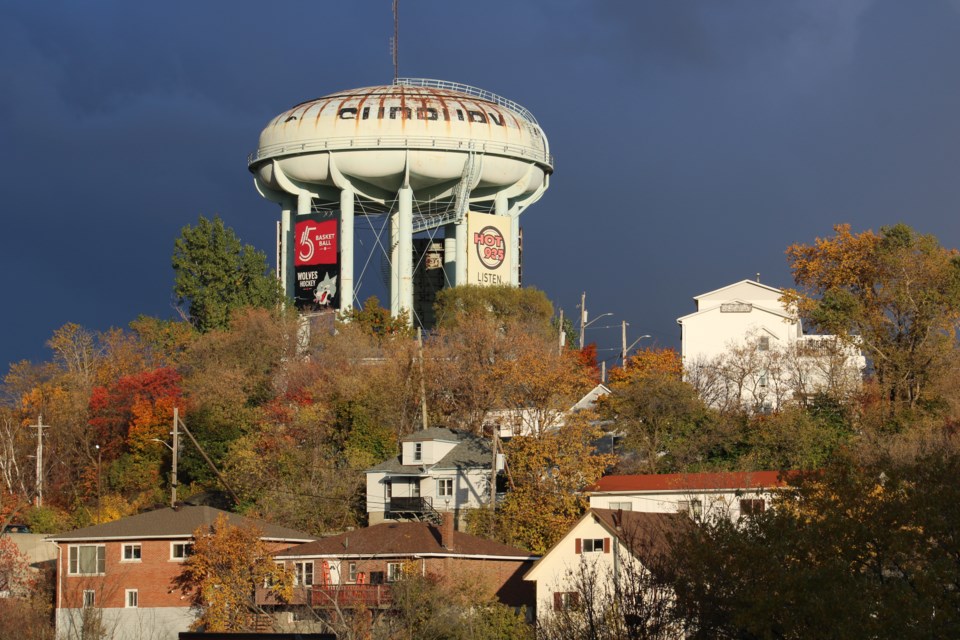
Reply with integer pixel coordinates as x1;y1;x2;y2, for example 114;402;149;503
677;279;864;410
523;508;689;634
485;383;611;439
365;427;501;529
586;471;791;522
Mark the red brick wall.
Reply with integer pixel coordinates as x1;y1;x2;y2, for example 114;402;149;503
304;557;534;608
57;539;296;610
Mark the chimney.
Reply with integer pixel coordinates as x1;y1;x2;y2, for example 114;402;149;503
440;512;455;551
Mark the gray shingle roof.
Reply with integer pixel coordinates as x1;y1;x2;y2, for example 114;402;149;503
48;505;315;542
367;430;492;473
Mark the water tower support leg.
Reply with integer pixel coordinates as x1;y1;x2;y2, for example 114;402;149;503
443;223;457;288
398;185;414;321
281;199;293;299
390;211;400;314
510;211;520;287
455;220;468;286
340;187;354;313
494;193;519;287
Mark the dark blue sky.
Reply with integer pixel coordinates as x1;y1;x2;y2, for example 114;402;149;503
3;1;960;370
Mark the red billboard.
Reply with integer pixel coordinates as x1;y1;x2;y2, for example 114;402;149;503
293;213;340;310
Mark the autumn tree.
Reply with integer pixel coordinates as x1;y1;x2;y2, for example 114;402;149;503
784;223;960;412
373;570;532;640
603;350;721;473
492;413;616;554
173;514;292;632
434;285;554;336
670;448;960;639
172;215;284;332
0;535;52;640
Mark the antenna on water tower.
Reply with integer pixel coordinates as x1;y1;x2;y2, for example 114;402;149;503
392;0;399;82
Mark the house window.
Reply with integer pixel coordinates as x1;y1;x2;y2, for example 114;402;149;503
82;590;96;608
609;501;632;511
410;480;421;498
121;544;141;562
758;336;770;351
295;561;314;586
125;589;138;608
758;372;768;387
347;562;358;583
171;542;193;560
386;562;403;582
678;499;703;518
385;481;392;500
413;443;422;462
740;499;766;516
437;478;453;498
582;538;605;553
553;591;580;611
68;545;105;576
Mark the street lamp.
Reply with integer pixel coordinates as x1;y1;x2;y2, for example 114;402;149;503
621;320;652;369
580;312;614;350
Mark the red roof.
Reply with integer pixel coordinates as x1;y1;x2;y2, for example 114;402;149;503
587;471;791;493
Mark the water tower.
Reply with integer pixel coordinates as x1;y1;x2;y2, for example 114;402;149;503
248;78;552;325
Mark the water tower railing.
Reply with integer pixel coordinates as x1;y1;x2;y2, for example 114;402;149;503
394;78;540;126
248;134;554;169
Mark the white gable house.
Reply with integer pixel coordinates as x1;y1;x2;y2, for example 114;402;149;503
365;428;501;529
677;279;864;410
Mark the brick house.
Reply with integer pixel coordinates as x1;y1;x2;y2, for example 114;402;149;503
585;471;792;522
523;508;689;630
365;427;500;529
264;514;537;614
48;505;314;640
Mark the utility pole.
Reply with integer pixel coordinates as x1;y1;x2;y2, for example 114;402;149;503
29;415;48;507
579;291;587;350
417;328;428;431
95;444;101;524
171;408;179;508
558;308;565;355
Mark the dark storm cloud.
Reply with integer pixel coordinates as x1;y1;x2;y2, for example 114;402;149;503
2;0;960;370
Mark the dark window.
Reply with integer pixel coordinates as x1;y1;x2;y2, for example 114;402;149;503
740;499;766;516
758;336;770;351
413;443;422;461
553;591;580;611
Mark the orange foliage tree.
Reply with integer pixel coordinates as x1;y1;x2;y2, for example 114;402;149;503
173;514;292;632
783;223;960;411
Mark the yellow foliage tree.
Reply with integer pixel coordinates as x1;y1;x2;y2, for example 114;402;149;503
173;514;293;632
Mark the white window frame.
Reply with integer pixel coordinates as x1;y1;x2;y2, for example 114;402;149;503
437;477;453;498
295;561;314;586
68;544;106;576
609;501;632;511
386;562;403;582
413;442;422;461
347;562;358;583
121;543;141;562
582;538;605;553
125;589;138;608
170;541;194;561
82;590;96;608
